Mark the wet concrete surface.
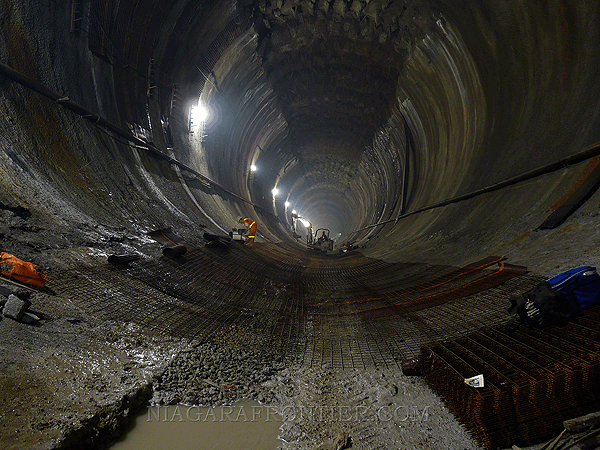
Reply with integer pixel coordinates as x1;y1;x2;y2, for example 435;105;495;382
0;287;185;450
0;296;479;450
0;239;549;450
0;296;551;450
265;365;482;450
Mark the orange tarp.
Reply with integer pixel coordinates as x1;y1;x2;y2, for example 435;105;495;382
0;252;47;287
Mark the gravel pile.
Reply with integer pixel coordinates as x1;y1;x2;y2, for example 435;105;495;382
151;341;286;407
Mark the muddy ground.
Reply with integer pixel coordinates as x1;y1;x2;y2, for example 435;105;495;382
1;199;596;450
0;273;547;450
0;285;486;450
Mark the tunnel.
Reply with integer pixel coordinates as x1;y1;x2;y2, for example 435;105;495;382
2;0;600;449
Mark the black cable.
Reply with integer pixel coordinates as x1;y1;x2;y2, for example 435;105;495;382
348;141;600;237
0;61;282;222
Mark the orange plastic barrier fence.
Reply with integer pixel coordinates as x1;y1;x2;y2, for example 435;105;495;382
0;252;47;287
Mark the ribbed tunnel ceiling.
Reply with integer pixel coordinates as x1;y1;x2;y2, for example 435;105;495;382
166;0;455;239
259;0;409;151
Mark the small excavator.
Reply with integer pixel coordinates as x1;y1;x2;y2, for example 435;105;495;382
291;213;334;252
309;228;333;252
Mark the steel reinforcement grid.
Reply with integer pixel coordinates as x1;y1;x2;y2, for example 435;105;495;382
49;239;536;370
420;308;600;449
46;238;600;448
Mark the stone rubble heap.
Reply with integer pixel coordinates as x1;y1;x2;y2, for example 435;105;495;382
151;341;286;407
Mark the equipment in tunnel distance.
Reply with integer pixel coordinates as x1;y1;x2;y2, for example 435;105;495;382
310;228;334;252
290;214;334;252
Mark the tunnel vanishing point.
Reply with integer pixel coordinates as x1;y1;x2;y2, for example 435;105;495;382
2;0;600;449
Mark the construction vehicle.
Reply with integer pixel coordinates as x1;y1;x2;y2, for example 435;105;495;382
309;228;334;252
291;213;333;252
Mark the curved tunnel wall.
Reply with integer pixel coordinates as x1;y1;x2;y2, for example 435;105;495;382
1;0;600;272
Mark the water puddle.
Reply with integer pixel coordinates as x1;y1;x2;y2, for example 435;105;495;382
110;400;283;449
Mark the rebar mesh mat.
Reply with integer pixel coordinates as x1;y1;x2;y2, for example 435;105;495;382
420;309;600;449
49;242;534;368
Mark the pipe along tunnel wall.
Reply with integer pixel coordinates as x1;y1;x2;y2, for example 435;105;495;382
2;0;600;449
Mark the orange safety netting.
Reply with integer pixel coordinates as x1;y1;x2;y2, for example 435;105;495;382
0;251;47;287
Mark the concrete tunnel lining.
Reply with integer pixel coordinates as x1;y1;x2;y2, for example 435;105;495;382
2;0;600;449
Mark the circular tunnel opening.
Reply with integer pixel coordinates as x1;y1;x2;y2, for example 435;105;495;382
152;0;529;257
2;1;600;449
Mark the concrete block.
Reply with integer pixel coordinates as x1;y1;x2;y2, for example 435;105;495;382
2;294;31;321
